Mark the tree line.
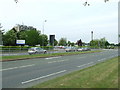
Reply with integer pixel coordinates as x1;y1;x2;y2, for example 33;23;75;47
0;23;117;48
1;28;76;46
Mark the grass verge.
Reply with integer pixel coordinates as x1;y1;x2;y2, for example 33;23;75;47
32;57;118;88
1;50;101;61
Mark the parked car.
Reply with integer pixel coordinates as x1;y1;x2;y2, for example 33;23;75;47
77;48;83;52
82;47;91;51
28;47;47;55
77;47;91;51
65;47;76;52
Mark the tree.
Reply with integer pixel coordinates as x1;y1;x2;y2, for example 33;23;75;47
90;39;100;48
3;29;17;46
59;38;67;46
23;30;41;46
39;34;48;46
67;41;71;46
19;29;48;46
54;39;58;46
0;23;4;35
90;37;110;49
0;23;4;45
71;42;75;46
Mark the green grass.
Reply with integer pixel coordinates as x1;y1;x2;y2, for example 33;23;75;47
1;50;102;61
32;57;118;88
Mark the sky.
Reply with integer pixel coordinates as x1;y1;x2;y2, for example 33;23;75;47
0;0;119;44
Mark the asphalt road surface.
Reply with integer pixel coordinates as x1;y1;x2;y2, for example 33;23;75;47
1;49;118;88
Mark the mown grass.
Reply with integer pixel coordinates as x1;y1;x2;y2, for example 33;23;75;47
1;50;101;61
32;57;118;88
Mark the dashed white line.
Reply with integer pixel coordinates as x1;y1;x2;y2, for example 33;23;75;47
77;62;94;67
21;70;67;84
48;59;68;64
45;56;61;60
87;62;94;65
98;58;108;61
0;67;18;71
0;64;35;71
19;64;35;68
77;64;87;67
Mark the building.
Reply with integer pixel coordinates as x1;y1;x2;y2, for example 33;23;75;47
13;24;37;32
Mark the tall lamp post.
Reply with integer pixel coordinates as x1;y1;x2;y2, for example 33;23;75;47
91;31;93;41
42;20;47;47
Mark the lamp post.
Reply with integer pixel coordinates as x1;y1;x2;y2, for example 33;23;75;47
91;31;93;41
42;20;47;47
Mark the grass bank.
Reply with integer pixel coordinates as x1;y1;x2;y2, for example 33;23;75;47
32;57;118;88
1;50;102;61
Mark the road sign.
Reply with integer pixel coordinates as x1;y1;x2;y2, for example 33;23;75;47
16;40;25;45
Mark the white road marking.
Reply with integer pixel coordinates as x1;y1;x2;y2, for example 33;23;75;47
0;67;18;71
87;62;94;65
48;59;68;64
0;64;35;71
77;62;94;67
21;70;67;84
19;64;35;68
98;58;107;61
76;56;86;59
45;56;61;60
77;64;87;67
97;55;117;62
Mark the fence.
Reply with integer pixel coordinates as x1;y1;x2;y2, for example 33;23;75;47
1;46;54;53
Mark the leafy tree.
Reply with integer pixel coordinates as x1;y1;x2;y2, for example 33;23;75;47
0;23;4;35
18;29;48;46
23;30;40;46
67;41;71;46
54;39;58;46
90;37;110;49
3;29;17;46
39;34;48;46
90;39;99;48
71;42;75;46
59;38;67;46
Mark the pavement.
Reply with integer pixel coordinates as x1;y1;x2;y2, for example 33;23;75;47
1;49;118;88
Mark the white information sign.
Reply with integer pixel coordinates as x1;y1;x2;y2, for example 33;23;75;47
16;40;25;45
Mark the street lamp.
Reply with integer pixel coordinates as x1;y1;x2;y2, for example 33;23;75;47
42;20;47;47
91;31;93;41
42;20;47;35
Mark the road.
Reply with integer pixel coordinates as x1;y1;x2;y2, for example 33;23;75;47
1;49;118;88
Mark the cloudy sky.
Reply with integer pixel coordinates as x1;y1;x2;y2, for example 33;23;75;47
0;0;119;43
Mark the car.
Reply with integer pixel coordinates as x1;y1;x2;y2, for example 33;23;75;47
77;48;83;52
28;47;47;55
82;47;91;51
77;47;91;51
65;47;76;52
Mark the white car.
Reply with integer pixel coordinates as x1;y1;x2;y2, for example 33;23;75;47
28;47;47;55
77;48;83;51
65;47;76;52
